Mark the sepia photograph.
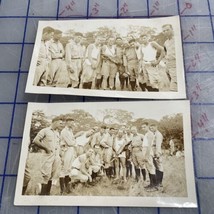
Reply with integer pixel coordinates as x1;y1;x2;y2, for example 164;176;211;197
14;101;196;207
25;16;186;99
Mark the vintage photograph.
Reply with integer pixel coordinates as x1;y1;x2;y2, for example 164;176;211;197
14;101;196;207
25;16;186;99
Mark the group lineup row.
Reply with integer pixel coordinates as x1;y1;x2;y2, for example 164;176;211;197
23;117;166;195
33;24;176;92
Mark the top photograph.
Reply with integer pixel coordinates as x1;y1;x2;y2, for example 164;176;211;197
25;16;186;99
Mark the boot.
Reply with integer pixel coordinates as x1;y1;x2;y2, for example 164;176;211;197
22;186;27;195
46;180;52;195
135;168;140;182
156;170;163;187
59;177;65;194
64;175;71;193
141;169;146;181
144;173;152;188
130;81;136;91
146;174;158;192
40;183;48;195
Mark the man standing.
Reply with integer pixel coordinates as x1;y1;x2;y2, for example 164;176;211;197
100;127;115;178
48;30;65;86
150;123;164;188
141;122;157;192
65;35;84;88
115;37;127;90
162;24;177;91
138;34;164;91
33;29;53;86
124;39;139;91
101;37;118;90
113;129;127;182
130;126;146;182
81;36;101;89
33;116;64;195
59;117;77;194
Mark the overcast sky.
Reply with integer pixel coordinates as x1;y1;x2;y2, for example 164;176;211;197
31;101;185;122
40;16;178;36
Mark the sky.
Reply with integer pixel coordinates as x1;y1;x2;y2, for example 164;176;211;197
31;101;185;122
40;16;178;36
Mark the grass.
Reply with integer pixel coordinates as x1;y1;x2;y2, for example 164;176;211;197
25;152;187;197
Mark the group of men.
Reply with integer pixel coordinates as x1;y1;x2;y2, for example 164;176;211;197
33;24;177;92
23;116;164;196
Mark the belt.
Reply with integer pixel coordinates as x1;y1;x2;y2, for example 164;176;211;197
128;59;137;62
72;167;80;170
52;57;62;60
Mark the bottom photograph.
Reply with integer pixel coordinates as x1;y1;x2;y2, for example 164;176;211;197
14;101;197;207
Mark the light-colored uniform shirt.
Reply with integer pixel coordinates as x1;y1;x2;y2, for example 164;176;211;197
131;133;144;148
49;40;64;59
72;153;87;169
33;127;60;152
60;126;76;147
164;37;176;61
152;130;163;156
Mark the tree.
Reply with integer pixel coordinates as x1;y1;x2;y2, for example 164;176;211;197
100;109;134;126
30;110;50;152
64;109;99;133
159;113;183;149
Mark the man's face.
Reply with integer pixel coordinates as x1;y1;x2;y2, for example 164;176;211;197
131;127;137;135
109;128;115;135
108;38;115;45
100;127;105;134
139;36;148;45
141;124;148;133
129;41;135;47
150;125;157;132
54;33;62;41
53;120;64;131
87;149;94;157
74;36;80;43
118;130;123;138
95;38;101;45
67;120;74;128
116;39;123;46
43;32;53;41
162;25;173;38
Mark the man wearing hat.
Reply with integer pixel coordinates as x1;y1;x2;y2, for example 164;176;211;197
81;36;102;89
101;37;118;90
150;123;164;188
33;116;64;195
59;116;77;194
48;29;65;86
33;28;54;86
124;39;139;91
65;34;85;88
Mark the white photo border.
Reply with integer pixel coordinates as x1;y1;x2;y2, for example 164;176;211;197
14;101;196;207
25;16;186;99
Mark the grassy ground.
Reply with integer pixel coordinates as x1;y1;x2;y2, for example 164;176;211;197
25;152;187;197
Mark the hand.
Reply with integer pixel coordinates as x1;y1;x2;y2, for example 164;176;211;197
92;64;97;69
151;60;159;67
37;61;41;66
88;175;92;182
45;148;52;154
